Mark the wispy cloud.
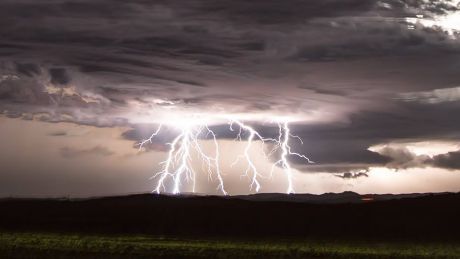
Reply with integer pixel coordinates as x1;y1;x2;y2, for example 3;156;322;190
60;146;114;159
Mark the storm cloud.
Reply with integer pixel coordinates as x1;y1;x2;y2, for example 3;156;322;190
0;0;460;176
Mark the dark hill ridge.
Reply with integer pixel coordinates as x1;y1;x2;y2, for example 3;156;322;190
0;191;440;203
0;192;459;240
233;191;433;203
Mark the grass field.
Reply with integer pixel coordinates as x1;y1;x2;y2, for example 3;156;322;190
0;232;459;259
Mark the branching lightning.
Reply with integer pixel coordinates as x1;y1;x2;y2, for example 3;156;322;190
138;114;313;195
271;122;313;194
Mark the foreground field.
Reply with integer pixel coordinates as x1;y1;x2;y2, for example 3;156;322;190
0;232;459;259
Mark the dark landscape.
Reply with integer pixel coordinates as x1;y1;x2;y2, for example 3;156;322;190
1;192;459;258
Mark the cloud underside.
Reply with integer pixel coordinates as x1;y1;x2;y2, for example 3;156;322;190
0;0;460;173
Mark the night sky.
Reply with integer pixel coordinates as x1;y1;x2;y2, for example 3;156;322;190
1;0;460;197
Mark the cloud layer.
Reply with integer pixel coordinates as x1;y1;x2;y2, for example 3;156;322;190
1;0;460;174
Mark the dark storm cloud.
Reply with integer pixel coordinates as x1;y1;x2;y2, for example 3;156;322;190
192;0;376;24
286;98;460;173
15;63;40;77
432;151;460;170
356;146;460;171
1;0;460;174
0;76;50;105
49;68;70;85
374;146;432;169
336;171;369;179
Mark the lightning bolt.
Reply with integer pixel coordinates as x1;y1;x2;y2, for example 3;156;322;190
271;122;313;194
138;115;312;195
229;119;278;193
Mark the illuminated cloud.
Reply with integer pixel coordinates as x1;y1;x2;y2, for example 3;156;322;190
399;86;460;104
405;0;460;37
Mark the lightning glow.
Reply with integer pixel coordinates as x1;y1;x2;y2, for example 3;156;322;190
138;114;313;195
405;0;460;38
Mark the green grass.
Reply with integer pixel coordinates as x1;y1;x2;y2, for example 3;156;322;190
0;232;459;259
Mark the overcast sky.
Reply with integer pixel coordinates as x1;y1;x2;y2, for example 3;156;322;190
1;0;460;197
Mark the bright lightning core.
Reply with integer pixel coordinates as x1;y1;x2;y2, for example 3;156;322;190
138;114;313;195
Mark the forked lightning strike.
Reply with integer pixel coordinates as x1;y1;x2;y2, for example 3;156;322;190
271;122;313;194
138;115;312;195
